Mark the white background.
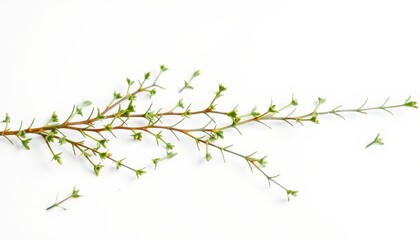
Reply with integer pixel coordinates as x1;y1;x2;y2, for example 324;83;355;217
0;0;419;239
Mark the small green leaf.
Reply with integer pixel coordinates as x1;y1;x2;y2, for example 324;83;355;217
46;131;56;142
71;187;82;198
318;97;326;105
135;168;147;179
59;137;67;145
268;103;277;113
286;190;298;201
105;124;113;132
18;130;26;138
291;96;298;106
50;112;59;123
251;107;261;117
214;130;224;139
144;72;151;80
46;135;54;143
97;139;108;148
183;81;193;90
149;89;157;97
154;132;163;145
82;150;92;158
128;94;137;101
215;84;227;98
131;132;143;141
145;111;157;123
160;65;169;72
404;101;418;108
99;151;109;160
152;158;161;169
96;109;105;120
166;142;174;150
218;84;227;93
226;109;238;118
2;113;10;124
115;160;123;170
83;100;93;107
126;101;135;114
310;116;319;124
257;156;268;167
75;106;83;116
167;152;177;159
182;109;191;117
21;138;32;150
52;153;63;165
177;99;185;109
192;69;200;78
205;153;212;161
93;164;104;176
126;77;134;86
227;109;241;125
113;91;122;100
365;133;384;148
208;133;217;142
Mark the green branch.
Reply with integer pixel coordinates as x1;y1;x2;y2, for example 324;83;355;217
0;66;417;202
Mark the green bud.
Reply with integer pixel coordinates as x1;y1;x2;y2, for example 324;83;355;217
115;160;123;170
183;81;193;90
126;77;134;86
99;151;109;160
182;109;191;117
75;106;83;116
124;101;135;116
105;124;113;132
135;168;147;178
131;132;143;141
59;137;67;145
93;164;104;176
291;97;298;106
192;70;200;78
18;130;26;138
113;91;122;100
71;187;82;198
404;101;418;108
144;72;151;80
257;156;268;167
97;139;108;148
268;103;277;113
83;100;93;107
149;89;157;97
310;116;319;124
318;97;326;105
218;84;227;93
96;108;105;120
51;112;59;123
214;130;224;139
52;153;63;165
166;142;174;150
286;190;298;201
21;138;32;150
160;65;169;72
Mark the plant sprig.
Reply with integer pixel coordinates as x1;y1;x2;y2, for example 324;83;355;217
46;186;82;211
1;66;417;201
366;133;385;148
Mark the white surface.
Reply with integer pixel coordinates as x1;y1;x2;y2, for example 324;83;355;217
0;1;419;239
